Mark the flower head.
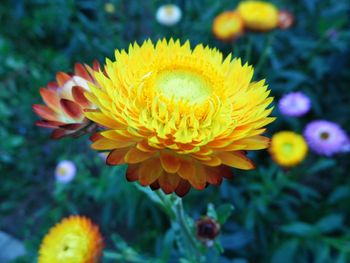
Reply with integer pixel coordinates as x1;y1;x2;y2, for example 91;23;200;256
38;216;104;263
85;39;274;196
33;62;100;139
212;11;244;41
303;120;349;156
237;1;278;31
156;4;182;26
196;216;220;245
55;160;77;183
269;131;308;167
278;10;294;29
278;91;311;117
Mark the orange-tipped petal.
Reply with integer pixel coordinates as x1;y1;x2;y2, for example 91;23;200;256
178;159;195;180
205;166;223;185
32;104;57;121
159;172;180;194
39;88;60;110
90;133;102;142
217;151;255;170
74;63;93;82
35;120;64;128
136;141;157;153
188;164;208;190
60;123;83;130
175;179;191;197
56;72;71;86
51;129;67;139
124;148;154;164
160;152;181;173
150;180;160;190
126;164;139;182
138;158;163;186
201;155;222;166
60;99;83;119
72;86;91;108
106;148;129;165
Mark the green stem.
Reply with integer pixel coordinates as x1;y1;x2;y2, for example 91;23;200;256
255;34;274;76
174;198;202;262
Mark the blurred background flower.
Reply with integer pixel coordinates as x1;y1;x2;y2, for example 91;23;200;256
212;11;244;41
304;120;349;156
54;160;77;183
156;4;182;26
269;131;308;167
38;216;104;263
237;0;279;31
278;91;311;117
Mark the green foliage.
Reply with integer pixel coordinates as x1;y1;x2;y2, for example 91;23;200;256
0;0;349;262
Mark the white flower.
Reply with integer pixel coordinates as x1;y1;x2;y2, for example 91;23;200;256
156;4;182;26
55;160;76;183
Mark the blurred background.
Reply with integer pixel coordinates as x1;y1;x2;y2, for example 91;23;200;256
0;0;349;262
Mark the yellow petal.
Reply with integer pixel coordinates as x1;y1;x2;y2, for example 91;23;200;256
217;151;255;170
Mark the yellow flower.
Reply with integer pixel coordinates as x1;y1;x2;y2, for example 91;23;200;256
269;131;308;167
237;1;278;31
212;11;244;41
85;39;275;196
38;216;104;263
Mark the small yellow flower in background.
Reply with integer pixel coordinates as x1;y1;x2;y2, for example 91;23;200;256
237;0;278;31
38;216;104;263
104;2;116;14
156;4;182;26
85;39;274;196
212;11;244;41
269;131;308;167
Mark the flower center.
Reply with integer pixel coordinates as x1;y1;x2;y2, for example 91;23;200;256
282;143;293;154
57;167;68;176
164;5;175;15
320;131;329;140
155;70;211;104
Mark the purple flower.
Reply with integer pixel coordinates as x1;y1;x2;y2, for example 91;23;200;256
303;120;349;156
278;92;311;117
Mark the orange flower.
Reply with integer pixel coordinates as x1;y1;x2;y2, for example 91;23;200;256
212;11;244;41
38;215;104;263
33;62;100;139
85;39;274;196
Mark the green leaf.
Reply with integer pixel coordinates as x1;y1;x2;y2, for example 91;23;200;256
207;203;218;220
216;204;234;225
316;214;343;234
280;222;319;237
308;158;336;174
271;239;299;263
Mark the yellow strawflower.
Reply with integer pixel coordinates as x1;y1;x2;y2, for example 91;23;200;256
269;131;308;167
85;39;275;196
38;216;104;263
237;1;278;31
